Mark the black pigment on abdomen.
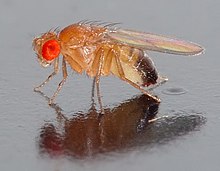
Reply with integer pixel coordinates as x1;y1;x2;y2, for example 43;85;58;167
136;53;158;87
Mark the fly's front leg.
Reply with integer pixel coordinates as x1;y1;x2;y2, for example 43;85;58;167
114;54;161;103
49;57;68;105
34;58;59;92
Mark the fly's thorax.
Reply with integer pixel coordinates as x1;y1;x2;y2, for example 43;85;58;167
59;24;107;50
33;32;60;67
81;46;97;64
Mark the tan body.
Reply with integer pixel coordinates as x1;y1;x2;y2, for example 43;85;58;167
59;24;158;87
34;23;188;111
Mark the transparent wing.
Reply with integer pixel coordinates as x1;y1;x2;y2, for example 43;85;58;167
108;29;204;56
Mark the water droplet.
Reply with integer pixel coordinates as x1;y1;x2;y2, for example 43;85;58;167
162;87;187;95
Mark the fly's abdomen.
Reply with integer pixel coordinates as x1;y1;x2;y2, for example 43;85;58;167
136;53;158;86
111;46;158;87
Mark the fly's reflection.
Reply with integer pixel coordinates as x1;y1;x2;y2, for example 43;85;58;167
37;92;206;159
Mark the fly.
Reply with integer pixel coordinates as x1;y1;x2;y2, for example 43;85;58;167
32;21;204;111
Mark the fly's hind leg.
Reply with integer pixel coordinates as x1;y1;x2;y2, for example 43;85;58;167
34;58;59;92
49;57;68;105
114;55;161;103
147;75;168;91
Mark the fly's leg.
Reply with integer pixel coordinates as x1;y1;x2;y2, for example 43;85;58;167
95;49;105;114
91;77;96;106
91;48;113;106
49;57;68;105
90;47;105;113
91;47;112;113
148;115;169;123
95;75;103;114
147;76;168;91
34;58;59;92
114;55;161;103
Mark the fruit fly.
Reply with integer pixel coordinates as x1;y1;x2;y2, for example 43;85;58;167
32;21;204;110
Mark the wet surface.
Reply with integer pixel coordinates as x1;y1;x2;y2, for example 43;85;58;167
1;0;220;171
162;87;187;95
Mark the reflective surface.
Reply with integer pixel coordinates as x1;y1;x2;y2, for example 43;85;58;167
38;94;160;158
37;93;205;159
1;0;220;171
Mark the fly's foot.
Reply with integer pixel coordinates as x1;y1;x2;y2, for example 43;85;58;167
48;98;54;105
154;96;161;103
143;92;161;103
148;115;169;123
100;108;105;115
34;86;41;92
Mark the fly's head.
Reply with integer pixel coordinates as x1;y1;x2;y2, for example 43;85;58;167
33;32;61;67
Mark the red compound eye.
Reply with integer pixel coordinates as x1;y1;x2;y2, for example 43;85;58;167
42;39;60;61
